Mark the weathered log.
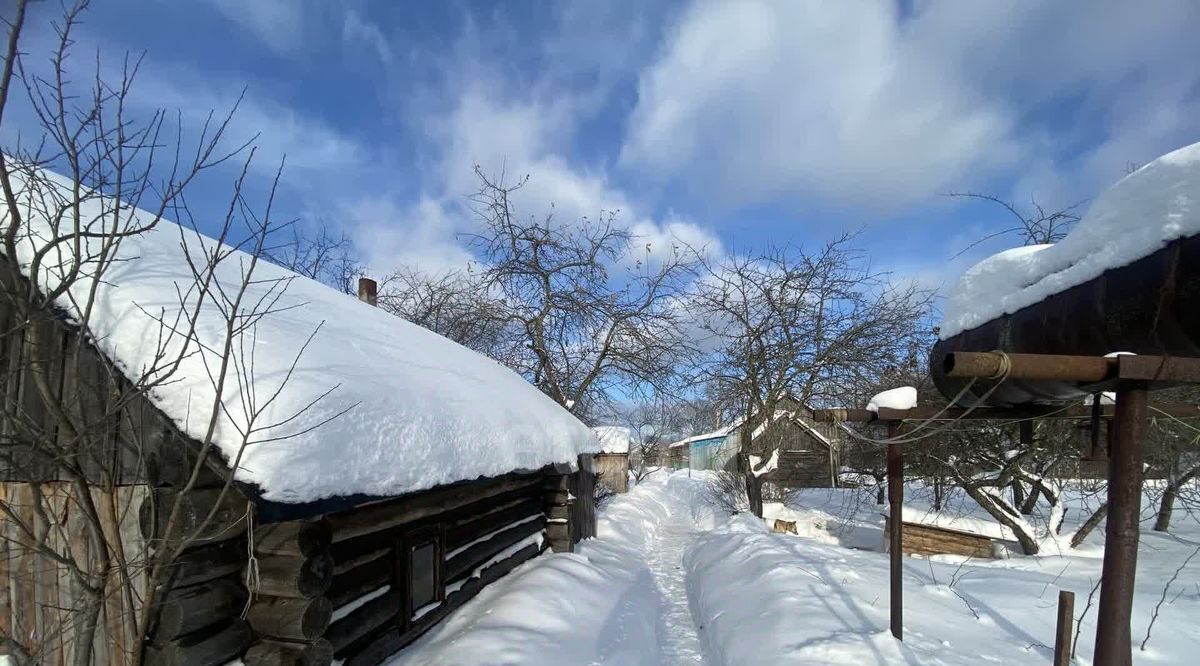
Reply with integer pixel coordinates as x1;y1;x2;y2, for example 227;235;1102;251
140;487;249;547
546;504;569;521
152;578;248;641
144;620;252;666
328;474;541;542
162;538;247;588
445;497;542;549
254;519;332;558
326;589;403;652
445;517;544;582
333;545;389;575
246;595;333;641
251;552;335;598
328;555;392;608
243;638;334;666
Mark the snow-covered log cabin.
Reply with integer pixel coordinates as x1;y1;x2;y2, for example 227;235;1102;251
0;166;599;666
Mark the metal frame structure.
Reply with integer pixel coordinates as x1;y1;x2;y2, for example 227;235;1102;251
815;351;1200;666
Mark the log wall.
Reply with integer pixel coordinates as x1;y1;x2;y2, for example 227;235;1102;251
240;471;554;666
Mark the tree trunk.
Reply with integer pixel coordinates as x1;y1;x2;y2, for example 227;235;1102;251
1011;480;1027;513
1070;502;1108;548
961;483;1040;555
933;477;943;511
1154;465;1198;532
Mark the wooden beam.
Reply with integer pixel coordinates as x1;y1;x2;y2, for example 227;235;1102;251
1054;590;1075;666
144;620;251;666
245;595;333;642
152;578;248;641
243;638;334;666
252;552;335;599
327;474;541;542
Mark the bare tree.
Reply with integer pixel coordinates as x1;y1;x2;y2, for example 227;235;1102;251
374;266;514;361
463;166;700;418
0;4;346;663
693;235;932;516
945;192;1082;257
265;224;363;294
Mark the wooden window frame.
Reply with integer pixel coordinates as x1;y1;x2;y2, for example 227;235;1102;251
396;524;445;630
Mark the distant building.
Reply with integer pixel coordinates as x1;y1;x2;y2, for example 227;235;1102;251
669;396;846;488
590;426;633;493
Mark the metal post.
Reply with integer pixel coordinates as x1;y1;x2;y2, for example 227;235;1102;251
1054;590;1075;666
1093;382;1146;666
887;421;903;641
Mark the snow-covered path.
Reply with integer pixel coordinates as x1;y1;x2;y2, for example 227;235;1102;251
392;473;716;666
644;493;708;664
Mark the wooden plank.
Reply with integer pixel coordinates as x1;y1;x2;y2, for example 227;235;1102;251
327;474;541;543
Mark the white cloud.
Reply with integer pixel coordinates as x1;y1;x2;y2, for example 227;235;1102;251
621;0;1200;212
128;68;362;179
208;0;306;55
343;9;393;65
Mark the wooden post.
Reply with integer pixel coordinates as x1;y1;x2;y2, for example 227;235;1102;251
543;471;572;553
886;421;903;641
1054;590;1075;666
357;277;377;306
1093;382;1146;666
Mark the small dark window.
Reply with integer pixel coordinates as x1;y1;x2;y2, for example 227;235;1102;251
410;540;438;610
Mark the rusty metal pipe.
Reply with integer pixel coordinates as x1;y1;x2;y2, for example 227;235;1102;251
943;351;1113;383
1093;382;1146;666
887;421;903;642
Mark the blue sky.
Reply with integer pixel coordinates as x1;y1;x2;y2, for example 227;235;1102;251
8;0;1200;295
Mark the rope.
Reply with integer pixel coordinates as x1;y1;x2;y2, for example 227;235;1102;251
842;350;1016;447
241;503;258;618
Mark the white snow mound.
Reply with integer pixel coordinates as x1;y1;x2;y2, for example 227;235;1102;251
6;165;595;503
866;386;917;412
941;141;1200;339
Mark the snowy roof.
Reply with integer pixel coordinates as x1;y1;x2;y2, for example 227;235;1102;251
7;165;596;503
668;426;734;448
591;426;633;454
941;141;1200;339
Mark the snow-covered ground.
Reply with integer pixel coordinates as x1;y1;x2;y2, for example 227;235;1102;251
390;472;719;665
386;472;1200;665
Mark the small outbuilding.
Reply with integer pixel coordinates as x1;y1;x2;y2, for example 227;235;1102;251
0;166;598;666
590;426;632;494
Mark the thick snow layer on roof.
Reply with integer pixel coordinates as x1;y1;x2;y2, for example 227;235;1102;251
669;426;733;448
591;426;633;454
941;141;1200;339
8;166;595;502
866;386;917;412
